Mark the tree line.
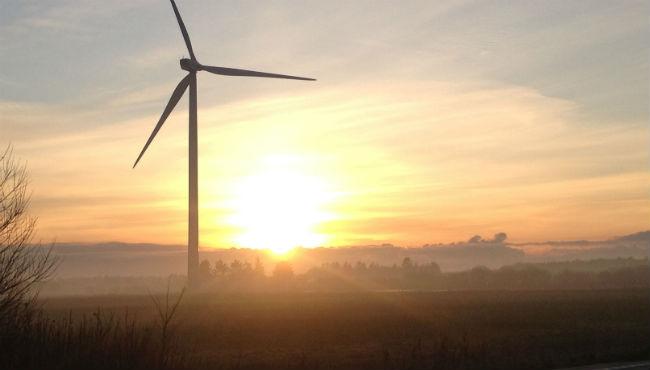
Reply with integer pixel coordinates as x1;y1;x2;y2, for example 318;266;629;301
196;256;649;291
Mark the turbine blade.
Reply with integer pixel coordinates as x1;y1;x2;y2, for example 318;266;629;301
133;75;191;168
201;65;316;81
170;0;196;61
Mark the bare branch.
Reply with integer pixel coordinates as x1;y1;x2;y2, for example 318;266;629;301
0;144;58;321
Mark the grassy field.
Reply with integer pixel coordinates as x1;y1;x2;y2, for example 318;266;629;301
40;289;650;370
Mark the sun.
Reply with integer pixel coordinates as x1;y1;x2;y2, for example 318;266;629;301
226;156;334;254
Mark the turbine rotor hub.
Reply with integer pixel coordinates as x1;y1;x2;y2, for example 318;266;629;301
180;58;200;72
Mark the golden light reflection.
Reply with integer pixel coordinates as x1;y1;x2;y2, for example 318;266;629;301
225;155;336;254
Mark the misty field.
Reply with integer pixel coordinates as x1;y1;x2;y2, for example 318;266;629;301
35;289;650;370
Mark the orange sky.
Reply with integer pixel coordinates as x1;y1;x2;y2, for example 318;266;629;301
10;82;649;248
1;1;648;248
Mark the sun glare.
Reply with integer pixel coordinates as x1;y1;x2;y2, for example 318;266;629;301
226;156;334;254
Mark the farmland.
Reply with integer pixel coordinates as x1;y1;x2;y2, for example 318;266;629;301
38;289;650;370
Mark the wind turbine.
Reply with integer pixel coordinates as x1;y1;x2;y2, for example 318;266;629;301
133;0;315;289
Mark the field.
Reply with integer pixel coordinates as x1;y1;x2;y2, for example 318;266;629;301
40;289;650;370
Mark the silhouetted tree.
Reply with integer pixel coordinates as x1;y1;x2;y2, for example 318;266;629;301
230;259;242;271
198;260;212;282
213;259;229;277
425;261;441;274
0;146;57;323
254;257;265;277
273;261;294;280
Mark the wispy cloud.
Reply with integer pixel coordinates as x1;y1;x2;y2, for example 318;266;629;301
1;1;647;246
6;79;647;245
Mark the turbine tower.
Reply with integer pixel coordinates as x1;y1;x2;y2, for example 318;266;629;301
133;0;315;289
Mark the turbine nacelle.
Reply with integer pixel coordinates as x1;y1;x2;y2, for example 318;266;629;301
180;58;200;72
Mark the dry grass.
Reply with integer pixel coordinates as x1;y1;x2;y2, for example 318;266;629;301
0;292;193;370
38;289;650;370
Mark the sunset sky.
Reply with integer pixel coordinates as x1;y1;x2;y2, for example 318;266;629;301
1;0;648;249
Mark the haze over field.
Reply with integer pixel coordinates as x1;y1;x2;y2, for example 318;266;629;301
48;231;649;278
1;1;649;252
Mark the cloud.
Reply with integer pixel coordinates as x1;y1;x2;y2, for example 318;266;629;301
3;78;647;246
1;0;154;34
